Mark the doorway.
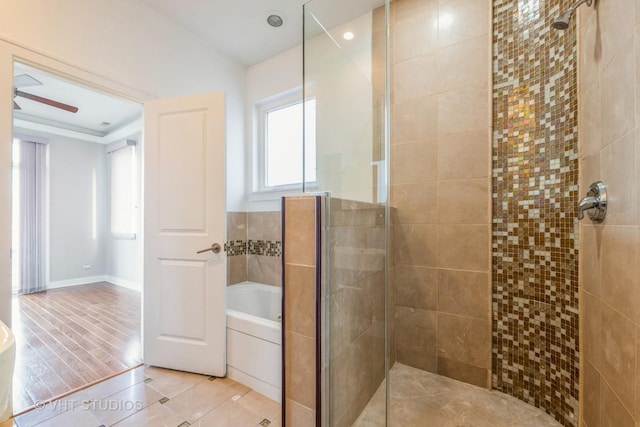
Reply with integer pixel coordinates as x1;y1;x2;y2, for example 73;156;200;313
11;62;144;414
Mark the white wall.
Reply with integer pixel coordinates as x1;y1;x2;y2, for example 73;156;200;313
245;46;303;212
0;0;247;325
244;12;376;212
47;134;107;284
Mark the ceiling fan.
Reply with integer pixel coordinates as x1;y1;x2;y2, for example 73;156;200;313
13;74;79;113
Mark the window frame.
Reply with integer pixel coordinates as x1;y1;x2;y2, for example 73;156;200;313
252;90;317;198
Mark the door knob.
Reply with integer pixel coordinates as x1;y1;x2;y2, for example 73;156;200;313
197;243;222;254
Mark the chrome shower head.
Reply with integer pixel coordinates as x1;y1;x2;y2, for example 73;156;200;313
552;10;573;29
552;0;593;30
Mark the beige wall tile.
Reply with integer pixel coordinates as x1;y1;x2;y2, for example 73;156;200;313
437;357;488;388
437;131;490;180
636;130;640;226
285;399;315;427
580;153;600;195
247;212;264;240
582;290;602;371
248;255;282;287
636;30;640;130
437;313;490;369
580;12;599;90
227;212;247;241
437;225;489;271
228;255;247;285
330;285;374;357
394;54;438;104
600;133;637;225
285;264;316;338
392;7;438;63
437;179;489;224
396;348;438;374
600;380;634;427
395;265;438;310
437;85;489;135
395;306;438;361
395;224;438;267
392;139;438;183
391;182;438;225
581;80;602;159
263;211;282;241
437;0;489;48
580;225;602;298
392;98;438;143
284;197;316;266
599;304;636;415
438;269;489;320
285;332;316;411
600;38;635;147
437;35;489;93
392;0;436;23
601;226;638;321
597;0;635;74
582;360;601;427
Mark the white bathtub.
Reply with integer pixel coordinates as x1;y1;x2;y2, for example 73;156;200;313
226;282;282;402
0;320;15;422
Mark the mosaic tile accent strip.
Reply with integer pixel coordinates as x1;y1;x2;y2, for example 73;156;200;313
224;240;282;257
224;240;247;256
492;0;579;426
248;240;282;257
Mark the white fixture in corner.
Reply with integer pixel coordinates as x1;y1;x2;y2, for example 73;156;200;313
0;320;15;422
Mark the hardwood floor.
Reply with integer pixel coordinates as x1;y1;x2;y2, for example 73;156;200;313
11;282;141;414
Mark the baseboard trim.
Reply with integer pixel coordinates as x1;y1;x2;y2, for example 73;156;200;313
47;275;109;289
46;275;141;292
106;276;141;292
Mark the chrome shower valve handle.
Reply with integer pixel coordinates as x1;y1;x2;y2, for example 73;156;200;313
578;181;607;222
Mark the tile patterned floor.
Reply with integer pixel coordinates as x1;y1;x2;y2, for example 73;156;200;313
2;365;281;427
355;363;564;427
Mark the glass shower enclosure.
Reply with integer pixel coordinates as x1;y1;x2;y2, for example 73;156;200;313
302;1;390;425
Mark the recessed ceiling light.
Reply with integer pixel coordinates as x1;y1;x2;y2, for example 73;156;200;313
343;31;354;41
267;14;284;28
100;121;111;127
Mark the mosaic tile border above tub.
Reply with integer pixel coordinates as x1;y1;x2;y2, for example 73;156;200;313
224;240;282;257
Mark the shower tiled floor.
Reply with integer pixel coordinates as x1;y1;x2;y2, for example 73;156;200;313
2;365;280;427
355;364;563;427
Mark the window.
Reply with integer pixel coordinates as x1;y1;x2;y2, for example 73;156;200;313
109;144;137;239
258;97;316;191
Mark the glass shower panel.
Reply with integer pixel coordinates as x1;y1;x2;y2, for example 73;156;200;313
303;1;389;425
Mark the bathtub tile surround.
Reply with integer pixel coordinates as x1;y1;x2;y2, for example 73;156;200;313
282;196;319;427
578;0;640;424
492;0;580;425
226;211;282;287
390;0;492;387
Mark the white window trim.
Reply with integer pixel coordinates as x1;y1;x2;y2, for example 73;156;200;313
251;89;317;200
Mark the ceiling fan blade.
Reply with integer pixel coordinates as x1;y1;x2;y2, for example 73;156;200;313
14;74;42;88
15;90;78;113
13;101;21;110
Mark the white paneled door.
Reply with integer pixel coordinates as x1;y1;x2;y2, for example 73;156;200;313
143;92;226;376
